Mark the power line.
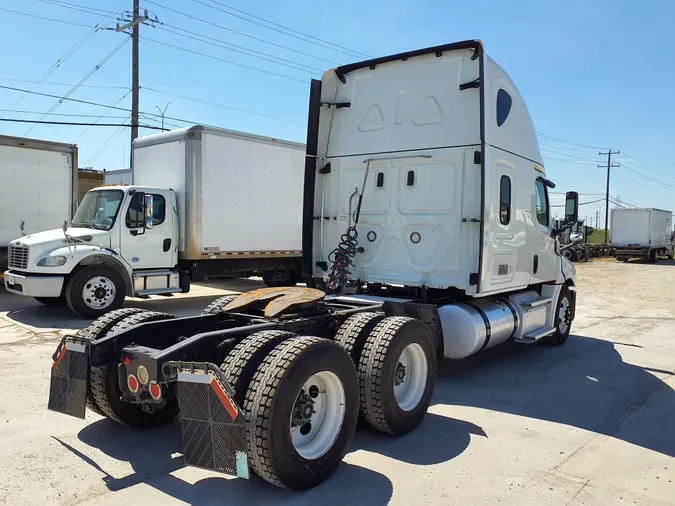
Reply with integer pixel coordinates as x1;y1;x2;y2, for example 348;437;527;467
0;118;162;129
541;148;600;162
2;109;130;119
190;0;370;59
24;37;130;136
143;1;340;65
156;25;321;73
537;131;608;150
551;198;605;208
73;90;133;142
142;36;307;83
33;0;120;16
142;87;305;125
0;6;95;27
0;0;125;118
86;123;130;166
0;77;129;89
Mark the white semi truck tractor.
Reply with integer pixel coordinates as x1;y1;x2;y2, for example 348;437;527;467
4;126;305;318
46;40;579;491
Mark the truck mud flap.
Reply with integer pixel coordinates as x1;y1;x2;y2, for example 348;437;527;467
172;362;249;479
47;340;88;419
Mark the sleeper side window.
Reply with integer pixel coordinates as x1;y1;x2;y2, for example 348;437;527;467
496;89;512;127
535;179;549;227
500;176;511;225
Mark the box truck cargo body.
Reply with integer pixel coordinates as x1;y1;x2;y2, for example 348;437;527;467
4;126;305;318
103;168;132;186
0;135;77;269
611;208;673;262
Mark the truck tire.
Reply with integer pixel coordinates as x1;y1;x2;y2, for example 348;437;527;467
562;249;573;261
35;295;67;306
65;265;127;319
357;316;436;435
202;294;239;315
334;312;385;366
575;249;586;262
244;336;359;490
220;330;296;406
649;249;658;263
90;311;179;428
544;285;573;346
76;308;146;416
262;270;297;288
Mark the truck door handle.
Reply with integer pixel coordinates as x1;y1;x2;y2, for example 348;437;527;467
163;238;171;252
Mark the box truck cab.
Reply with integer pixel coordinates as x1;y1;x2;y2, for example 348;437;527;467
4;184;182;317
4;126;305;318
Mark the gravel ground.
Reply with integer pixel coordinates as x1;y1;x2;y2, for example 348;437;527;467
1;261;674;505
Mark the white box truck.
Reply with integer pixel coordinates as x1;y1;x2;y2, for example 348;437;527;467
3;126;304;317
46;40;581;491
611;208;673;262
0;135;78;270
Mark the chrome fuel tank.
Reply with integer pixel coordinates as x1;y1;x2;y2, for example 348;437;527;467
438;297;518;359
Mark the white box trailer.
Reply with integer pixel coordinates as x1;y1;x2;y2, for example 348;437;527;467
611;208;674;262
0;135;77;269
4;125;305;318
103;168;132;186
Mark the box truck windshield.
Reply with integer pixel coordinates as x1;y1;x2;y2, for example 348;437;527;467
71;189;124;230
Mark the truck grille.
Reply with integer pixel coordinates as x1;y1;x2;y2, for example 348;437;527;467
8;245;29;270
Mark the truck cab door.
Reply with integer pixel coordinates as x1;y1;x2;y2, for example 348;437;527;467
120;190;175;269
530;176;559;283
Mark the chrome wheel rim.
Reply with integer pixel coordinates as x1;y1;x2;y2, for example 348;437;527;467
558;296;571;334
82;276;116;310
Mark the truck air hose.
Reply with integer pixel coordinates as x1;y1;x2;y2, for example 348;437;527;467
325;161;371;294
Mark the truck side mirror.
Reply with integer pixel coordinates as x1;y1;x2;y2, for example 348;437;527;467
144;194;154;230
565;191;578;224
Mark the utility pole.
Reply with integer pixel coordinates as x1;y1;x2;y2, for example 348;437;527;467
111;3;158;168
156;102;171;131
598;150;620;244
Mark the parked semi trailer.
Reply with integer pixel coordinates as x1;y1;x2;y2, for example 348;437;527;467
3;126;305;318
557;219;613;262
46;40;580;491
0;135;78;271
611;208;674;262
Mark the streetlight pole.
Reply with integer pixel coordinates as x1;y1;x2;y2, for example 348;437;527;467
156;102;171;131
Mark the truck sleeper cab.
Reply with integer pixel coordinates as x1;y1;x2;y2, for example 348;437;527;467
46;40;580;492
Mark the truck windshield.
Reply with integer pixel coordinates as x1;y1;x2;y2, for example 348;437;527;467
71;190;124;230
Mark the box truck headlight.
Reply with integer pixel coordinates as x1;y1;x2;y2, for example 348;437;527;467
37;256;67;267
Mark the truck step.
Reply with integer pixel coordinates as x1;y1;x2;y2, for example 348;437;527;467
514;326;555;343
135;287;183;296
520;296;552;308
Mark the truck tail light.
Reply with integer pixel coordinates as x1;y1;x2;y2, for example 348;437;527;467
149;381;162;400
127;374;139;393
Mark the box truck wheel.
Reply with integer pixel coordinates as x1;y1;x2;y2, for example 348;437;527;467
75;308;146;416
220;330;296;406
89;311;179;428
244;337;358;490
34;295;67;306
543;285;572;346
65;265;126;319
649;249;658;263
357;316;436;435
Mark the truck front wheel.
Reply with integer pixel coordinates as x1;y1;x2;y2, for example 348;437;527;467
65;265;126;318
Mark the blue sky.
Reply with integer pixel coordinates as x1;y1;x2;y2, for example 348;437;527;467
0;0;673;224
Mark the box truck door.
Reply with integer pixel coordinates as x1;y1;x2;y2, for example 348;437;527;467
314;47;481;290
121;190;175;269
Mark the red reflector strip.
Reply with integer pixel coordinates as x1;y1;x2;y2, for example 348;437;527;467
210;377;238;420
52;346;67;370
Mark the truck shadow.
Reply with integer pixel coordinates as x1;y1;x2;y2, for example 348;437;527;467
70;333;674;500
0;277;266;331
75;418;393;504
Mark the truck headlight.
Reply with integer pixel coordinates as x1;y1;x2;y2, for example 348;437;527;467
37;256;67;267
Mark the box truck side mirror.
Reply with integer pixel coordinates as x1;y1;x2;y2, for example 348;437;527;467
144;194;154;230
